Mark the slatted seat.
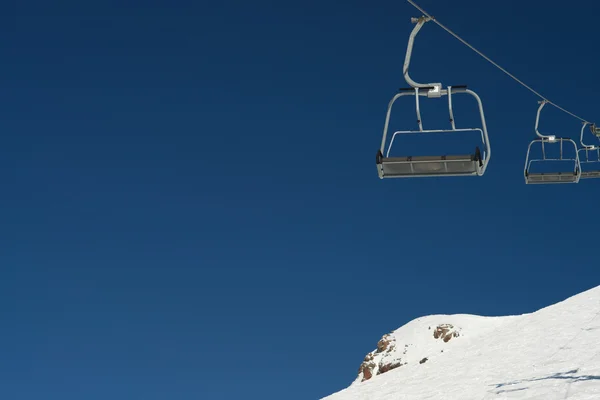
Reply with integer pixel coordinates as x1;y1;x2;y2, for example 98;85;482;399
579;171;600;179
377;149;482;178
525;171;579;184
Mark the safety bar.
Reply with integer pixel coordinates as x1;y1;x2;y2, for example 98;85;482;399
386;128;483;157
523;138;581;183
379;87;491;176
578;147;600;167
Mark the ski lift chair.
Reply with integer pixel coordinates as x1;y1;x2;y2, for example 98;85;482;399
592;123;600;138
376;16;491;179
524;101;581;184
578;122;600;179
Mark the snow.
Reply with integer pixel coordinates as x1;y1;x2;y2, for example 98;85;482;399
322;286;600;400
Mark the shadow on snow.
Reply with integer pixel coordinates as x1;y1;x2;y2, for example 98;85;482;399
489;369;600;395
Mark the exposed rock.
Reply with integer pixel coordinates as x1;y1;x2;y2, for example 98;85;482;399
355;322;465;383
378;361;402;375
362;365;373;381
357;333;403;382
359;361;376;382
376;334;394;353
433;324;460;342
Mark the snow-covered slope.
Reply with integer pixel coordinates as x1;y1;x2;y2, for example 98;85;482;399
323;285;600;400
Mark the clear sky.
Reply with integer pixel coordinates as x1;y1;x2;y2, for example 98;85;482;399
1;0;600;399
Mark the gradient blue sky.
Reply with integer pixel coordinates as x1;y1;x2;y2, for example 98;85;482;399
1;0;600;399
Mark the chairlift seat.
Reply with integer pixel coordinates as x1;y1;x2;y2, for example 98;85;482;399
524;134;581;184
375;17;491;181
524;171;579;184
377;148;482;178
579;170;600;179
577;143;600;180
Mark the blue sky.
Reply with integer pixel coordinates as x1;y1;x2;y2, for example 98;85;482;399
1;0;599;399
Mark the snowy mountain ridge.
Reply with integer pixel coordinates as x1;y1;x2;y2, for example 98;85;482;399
322;285;600;400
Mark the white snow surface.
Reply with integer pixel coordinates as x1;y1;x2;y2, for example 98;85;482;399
322;285;600;400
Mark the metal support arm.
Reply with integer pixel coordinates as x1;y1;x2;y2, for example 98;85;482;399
534;100;556;141
403;16;442;98
580;122;598;150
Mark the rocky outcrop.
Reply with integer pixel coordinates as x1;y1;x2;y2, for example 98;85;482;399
355;322;463;383
377;334;394;353
358;359;376;381
357;333;406;382
433;324;460;342
378;361;402;374
357;353;376;382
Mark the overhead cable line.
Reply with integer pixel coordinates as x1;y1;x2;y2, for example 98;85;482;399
406;0;592;125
